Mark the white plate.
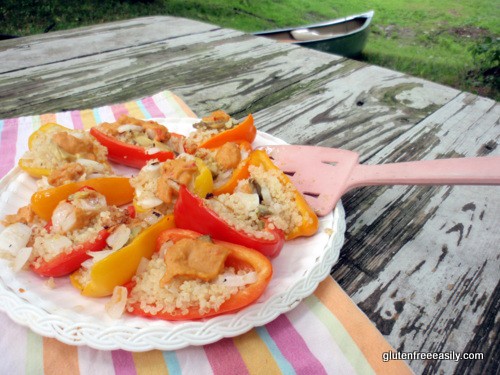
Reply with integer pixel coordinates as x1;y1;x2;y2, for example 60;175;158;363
0;118;345;351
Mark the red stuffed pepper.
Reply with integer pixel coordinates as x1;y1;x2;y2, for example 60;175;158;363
90;116;185;168
174;185;285;258
30;187;133;277
125;228;273;320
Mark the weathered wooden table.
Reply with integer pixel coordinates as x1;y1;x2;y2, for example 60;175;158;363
1;16;498;374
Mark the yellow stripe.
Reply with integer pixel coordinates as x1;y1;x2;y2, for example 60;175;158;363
80;108;97;130
124;100;146;118
132;350;169;375
314;277;413;375
42;337;80;375
233;329;282;375
40;113;57;125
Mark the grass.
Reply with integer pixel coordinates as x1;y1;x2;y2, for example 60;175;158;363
1;0;498;100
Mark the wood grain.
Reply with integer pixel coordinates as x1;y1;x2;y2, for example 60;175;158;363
0;16;498;374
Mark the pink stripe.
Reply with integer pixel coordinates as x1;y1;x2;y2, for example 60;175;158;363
110;103;129;120
142;96;165;118
70;110;84;130
0;118;19;178
111;350;137;375
204;338;249;375
266;314;327;374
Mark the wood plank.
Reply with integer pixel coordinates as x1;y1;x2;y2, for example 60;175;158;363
0;16;218;73
331;93;500;374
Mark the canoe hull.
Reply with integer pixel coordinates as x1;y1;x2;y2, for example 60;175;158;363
254;11;374;58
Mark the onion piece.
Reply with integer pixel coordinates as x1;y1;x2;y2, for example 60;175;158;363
142;162;161;172
76;158;107;172
51;201;77;233
105;286;128;319
145;147;161;155
117;124;142;133
136;257;150;275
259;185;273;205
214;169;232;188
216;271;257;287
0;223;32;256
88;249;115;263
106;224;131;251
13;246;33;272
137;197;163;209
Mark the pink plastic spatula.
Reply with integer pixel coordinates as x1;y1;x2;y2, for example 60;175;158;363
260;145;500;217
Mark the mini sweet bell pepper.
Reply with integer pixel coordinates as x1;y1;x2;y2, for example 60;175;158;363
174;185;285;258
31;177;134;221
133;157;213;213
125;228;273;320
247;150;319;240
70;214;175;297
212;141;253;196
197;113;256;149
89;127;185;169
31;229;110;277
19;123;111;178
19;123;71;177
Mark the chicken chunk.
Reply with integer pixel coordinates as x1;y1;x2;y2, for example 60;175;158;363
47;162;85;186
1;205;36;226
161;237;230;285
156;159;198;204
52;131;100;161
215;142;241;171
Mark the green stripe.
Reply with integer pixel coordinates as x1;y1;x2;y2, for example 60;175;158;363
26;331;44;375
305;295;376;375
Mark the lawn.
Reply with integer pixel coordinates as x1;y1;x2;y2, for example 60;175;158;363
1;0;498;100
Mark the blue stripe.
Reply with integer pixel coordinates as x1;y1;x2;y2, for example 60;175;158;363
162;351;182;374
0;120;4;143
93;108;102;124
136;100;152;119
256;326;296;375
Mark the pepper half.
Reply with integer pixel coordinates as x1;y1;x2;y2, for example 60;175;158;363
19;123;109;177
125;228;273;320
247;150;319;240
196;113;256;149
70;214;175;297
89;127;185;169
133;157;213;213
31;177;134;221
19;123;73;177
211;141;253;196
31;229;110;277
174;185;285;258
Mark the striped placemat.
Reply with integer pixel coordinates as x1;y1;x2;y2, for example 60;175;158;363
0;90;413;374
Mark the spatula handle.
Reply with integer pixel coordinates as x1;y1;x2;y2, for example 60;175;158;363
347;156;500;189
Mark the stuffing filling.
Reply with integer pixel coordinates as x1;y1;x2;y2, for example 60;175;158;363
30;190;131;268
184;110;241;152
131;154;199;212
96;115;184;154
205;165;304;239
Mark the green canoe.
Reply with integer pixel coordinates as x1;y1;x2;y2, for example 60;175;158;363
254;11;374;58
